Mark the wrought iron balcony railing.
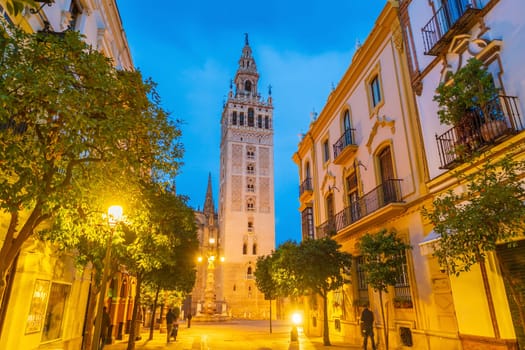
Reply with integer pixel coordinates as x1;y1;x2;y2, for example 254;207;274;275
422;0;483;56
315;179;404;237
333;128;357;160
436;95;523;169
299;177;313;196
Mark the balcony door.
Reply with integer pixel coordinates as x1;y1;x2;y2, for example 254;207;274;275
378;146;395;204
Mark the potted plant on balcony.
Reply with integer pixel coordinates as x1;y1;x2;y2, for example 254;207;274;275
434;58;503;145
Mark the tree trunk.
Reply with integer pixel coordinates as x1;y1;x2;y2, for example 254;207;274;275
379;291;388;350
83;278;100;350
269;300;272;334
127;275;142;350
480;259;500;338
322;291;331;346
148;285;160;340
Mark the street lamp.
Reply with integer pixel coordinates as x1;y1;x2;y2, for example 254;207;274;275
92;205;123;350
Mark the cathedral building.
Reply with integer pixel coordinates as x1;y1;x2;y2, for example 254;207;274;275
216;35;276;319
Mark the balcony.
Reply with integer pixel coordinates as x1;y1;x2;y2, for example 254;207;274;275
436;95;522;169
299;177;313;201
422;0;484;56
315;179;404;237
333;128;358;165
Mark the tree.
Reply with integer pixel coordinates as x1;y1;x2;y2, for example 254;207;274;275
275;238;352;346
422;153;525;340
0;24;182;303
4;0;37;15
255;254;278;333
358;229;412;350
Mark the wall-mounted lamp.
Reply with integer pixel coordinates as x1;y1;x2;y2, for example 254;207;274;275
357;160;367;171
30;0;54;15
328;185;340;193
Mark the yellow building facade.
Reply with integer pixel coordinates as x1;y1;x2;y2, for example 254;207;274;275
294;0;524;349
0;1;136;349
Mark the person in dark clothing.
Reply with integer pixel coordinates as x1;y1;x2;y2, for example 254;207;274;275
360;304;376;350
99;307;111;350
187;313;192;328
166;308;175;343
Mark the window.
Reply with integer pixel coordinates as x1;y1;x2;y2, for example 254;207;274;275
326;193;334;221
245;80;252;92
247;221;253;232
240;112;245;126
301;207;314;240
252;244;257;255
246;147;255;159
370;75;382;108
248;108;255;127
257;115;262;128
394;251;412;305
41;283;71;342
246;163;255;174
264;116;269;129
356;256;369;303
247;198;255;211
378;146;398;204
243;243;247;255
247;266;253;278
232;111;237;125
346;173;360;222
343;110;353;145
323;140;330;163
247;178;255;192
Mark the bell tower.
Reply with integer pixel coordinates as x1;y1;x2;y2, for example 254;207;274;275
217;34;275;319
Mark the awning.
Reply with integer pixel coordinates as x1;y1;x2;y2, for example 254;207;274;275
418;230;441;256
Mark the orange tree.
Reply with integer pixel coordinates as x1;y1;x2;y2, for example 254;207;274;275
0;24;182;307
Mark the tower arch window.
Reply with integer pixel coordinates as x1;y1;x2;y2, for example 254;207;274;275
257;115;262;128
246;147;255;159
247;266;253;278
264;116;270;129
245;80;252;92
247;220;254;232
246;163;255;174
248;108;255;127
232;111;237;125
246;197;255;211
252;243;257;255
239;112;245;126
247;177;255;192
243;243;247;255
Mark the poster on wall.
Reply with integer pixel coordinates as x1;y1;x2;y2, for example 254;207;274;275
25;279;51;334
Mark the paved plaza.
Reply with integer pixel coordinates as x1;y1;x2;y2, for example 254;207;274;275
104;320;362;350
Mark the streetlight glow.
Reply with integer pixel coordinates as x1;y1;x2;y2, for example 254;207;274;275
107;205;123;226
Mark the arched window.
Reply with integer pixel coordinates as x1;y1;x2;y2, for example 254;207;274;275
343;110;352;145
378;146;397;203
252;243;257;255
245;80;252;92
264;116;270;129
247;266;253;275
239;112;245;126
248;108;255;127
246;163;255;174
243;243;247;255
305;162;311;180
232;111;237;125
257;115;262;128
247;197;255;211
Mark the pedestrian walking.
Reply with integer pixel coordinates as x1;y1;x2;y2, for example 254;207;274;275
166;308;175;343
98;306;111;350
360;304;376;350
187;312;192;328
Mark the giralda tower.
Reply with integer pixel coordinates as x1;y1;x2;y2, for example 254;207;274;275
217;34;275;318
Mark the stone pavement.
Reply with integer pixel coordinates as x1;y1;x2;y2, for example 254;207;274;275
104;320;362;350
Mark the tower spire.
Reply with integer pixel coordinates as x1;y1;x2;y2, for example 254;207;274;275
203;172;215;215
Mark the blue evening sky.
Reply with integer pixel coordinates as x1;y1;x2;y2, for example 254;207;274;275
117;1;386;245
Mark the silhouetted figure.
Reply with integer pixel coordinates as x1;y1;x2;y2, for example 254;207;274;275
166;309;175;343
361;304;376;350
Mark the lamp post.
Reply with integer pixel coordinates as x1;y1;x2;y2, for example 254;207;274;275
92;205;123;350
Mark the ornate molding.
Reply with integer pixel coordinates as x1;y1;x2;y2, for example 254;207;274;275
366;115;396;153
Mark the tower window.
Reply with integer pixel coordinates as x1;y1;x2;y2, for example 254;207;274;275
264;116;270;129
239;112;245;126
246;147;255;159
245;80;252;92
257;115;262;128
246;163;255;174
232;111;237;125
248;108;255;127
246;198;255;211
247;221;253;232
243;243;247;255
252;243;257;255
247;183;255;192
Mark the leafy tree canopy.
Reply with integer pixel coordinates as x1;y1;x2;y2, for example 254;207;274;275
422;153;525;275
